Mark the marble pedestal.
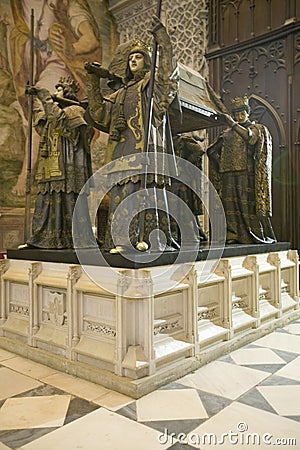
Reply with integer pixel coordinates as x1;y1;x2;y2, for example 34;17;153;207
0;245;299;398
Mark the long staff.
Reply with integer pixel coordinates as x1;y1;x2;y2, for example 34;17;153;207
24;9;35;242
136;0;163;251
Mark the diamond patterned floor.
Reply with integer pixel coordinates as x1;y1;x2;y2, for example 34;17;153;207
1;319;300;449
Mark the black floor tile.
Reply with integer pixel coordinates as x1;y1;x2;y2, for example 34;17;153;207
260;375;300;386
284;415;300;422
159;382;192;391
141;418;205;436
0;427;58;449
167;441;201;449
237;387;277;414
64;397;100;425
196;389;232;417
271;349;299;363
16;384;66;398
242;363;285;373
116;401;137;421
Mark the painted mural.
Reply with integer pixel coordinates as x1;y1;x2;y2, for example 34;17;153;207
0;0;115;208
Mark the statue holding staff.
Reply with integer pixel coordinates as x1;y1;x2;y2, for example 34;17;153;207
85;15;180;253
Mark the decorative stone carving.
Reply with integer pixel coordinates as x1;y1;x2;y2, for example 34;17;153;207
47;292;66;326
86;321;116;337
198;306;217;321
0;259;9;275
10;304;29;316
108;0;209;75
154;318;181;335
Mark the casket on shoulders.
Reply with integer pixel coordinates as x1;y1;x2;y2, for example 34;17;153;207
169;62;226;134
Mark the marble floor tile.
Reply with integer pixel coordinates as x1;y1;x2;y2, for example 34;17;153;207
0;427;56;450
167;443;196;450
271;348;299;363
40;372;110;401
230;347;286;365
0;395;71;430
116;402;137;421
253;332;300;354
18;408;172;450
63;397;99;425
16;384;66;398
0;442;13;450
179;361;269;400
142;418;205;437
190;402;300;449
283;323;300;335
0;350;15;362
92;391;134;411
196;390;233;417
275;356;300;382
258;385;300;416
1;356;58;380
241;364;286;374
0;368;42;401
136;389;208;422
238;388;277;414
260;374;300;386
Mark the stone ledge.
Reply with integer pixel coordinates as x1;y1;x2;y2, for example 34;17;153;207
7;241;290;269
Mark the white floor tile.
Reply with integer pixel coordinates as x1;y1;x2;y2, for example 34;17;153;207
258;385;300;416
179;361;269;399
93;391;134;411
19;408;172;450
0;367;42;401
230;348;285;365
0;395;71;430
189;402;300;449
275;355;300;382
40;372;109;401
0;349;16;362
136;389;208;421
283;323;300;335
253;332;300;354
1;356;58;380
0;442;11;450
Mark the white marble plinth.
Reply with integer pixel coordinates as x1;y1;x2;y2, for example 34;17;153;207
0;250;299;398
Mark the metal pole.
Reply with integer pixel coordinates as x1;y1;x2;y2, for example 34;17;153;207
136;0;163;251
24;9;34;242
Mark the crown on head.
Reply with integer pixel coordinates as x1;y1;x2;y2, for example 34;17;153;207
231;95;250;112
56;76;80;93
128;38;151;56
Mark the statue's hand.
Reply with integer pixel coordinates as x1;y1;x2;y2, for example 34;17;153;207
222;113;236;127
84;62;111;78
150;15;168;45
25;85;40;96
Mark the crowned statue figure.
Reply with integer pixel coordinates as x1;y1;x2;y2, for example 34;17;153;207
22;76;95;249
208;95;276;244
85;16;180;253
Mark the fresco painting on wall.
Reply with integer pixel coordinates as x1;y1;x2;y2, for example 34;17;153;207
0;0;114;209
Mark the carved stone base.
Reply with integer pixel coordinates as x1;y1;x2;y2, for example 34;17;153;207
0;248;298;398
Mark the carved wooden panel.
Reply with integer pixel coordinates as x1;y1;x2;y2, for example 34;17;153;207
211;0;296;49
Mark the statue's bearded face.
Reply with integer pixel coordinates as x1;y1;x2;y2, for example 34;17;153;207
128;52;145;74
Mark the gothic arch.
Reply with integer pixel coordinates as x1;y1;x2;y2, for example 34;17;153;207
248;94;286;148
